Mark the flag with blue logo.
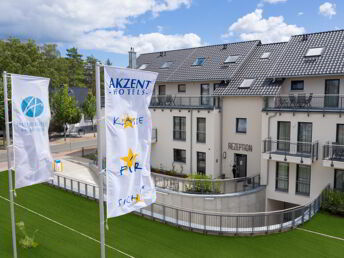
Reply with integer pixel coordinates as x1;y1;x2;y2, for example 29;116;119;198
104;66;158;218
12;74;53;189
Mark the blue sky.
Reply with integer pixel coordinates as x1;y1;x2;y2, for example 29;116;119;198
0;0;343;67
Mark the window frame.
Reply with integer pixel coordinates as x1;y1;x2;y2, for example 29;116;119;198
275;162;289;192
178;84;186;93
174;149;186;163
224;55;240;63
160;61;173;69
196;117;206;143
192;57;205;66
158;85;166;96
239;78;255;89
260;52;271;59
173;116;186;141
296;164;311;196
196;152;206;175
138;63;148;69
236;118;247;134
305;47;324;57
291;80;304;91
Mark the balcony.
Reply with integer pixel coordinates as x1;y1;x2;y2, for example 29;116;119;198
150;95;220;109
323;143;344;169
262;139;319;165
263;94;344;113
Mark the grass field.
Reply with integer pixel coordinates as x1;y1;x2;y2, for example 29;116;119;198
0;171;343;258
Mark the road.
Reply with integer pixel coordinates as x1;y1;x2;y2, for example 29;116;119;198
0;139;97;162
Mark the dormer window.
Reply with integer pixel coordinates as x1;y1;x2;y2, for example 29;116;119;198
138;64;148;69
305;47;324;57
224;55;239;63
192;57;205;66
261;52;271;59
239;79;255;89
161;61;173;69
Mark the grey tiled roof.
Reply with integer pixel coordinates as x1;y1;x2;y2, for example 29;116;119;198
215;42;287;96
136;40;260;82
270;30;344;77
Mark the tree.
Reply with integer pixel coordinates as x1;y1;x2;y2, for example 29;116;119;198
66;47;84;87
51;85;81;140
105;58;112;66
84;55;98;94
82;92;96;136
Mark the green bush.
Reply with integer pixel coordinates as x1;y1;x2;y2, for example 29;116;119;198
151;167;188;178
16;221;39;249
185;174;220;194
321;189;344;216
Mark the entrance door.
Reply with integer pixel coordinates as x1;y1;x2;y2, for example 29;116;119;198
324;79;339;108
234;154;247;178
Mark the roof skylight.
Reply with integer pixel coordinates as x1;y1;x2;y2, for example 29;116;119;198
160;61;173;69
224;55;240;63
192;57;206;66
138;64;148;69
239;79;255;88
261;52;271;59
305;47;324;57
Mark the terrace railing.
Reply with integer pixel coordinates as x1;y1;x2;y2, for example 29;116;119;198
323;142;344;162
46;173;329;235
150;95;220;109
263;139;319;162
263;94;344;112
151;173;261;194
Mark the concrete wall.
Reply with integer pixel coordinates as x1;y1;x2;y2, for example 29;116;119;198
157;187;266;213
221;96;263;178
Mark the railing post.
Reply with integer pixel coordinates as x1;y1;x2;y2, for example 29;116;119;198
266;214;269;234
58;176;60;187
280;212;283;232
251;216;254;235
309;203;312;220
85;184;88;197
302;207;305;225
292;210;295;228
78;181;80;194
176;209;179;226
235;216;239;235
219;215;222;233
64;177;66;188
163;205;166;222
203;214;206;233
71;180;73;192
189;211;191;229
93;186;96;199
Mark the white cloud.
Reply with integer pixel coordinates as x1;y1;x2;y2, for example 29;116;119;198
263;0;287;3
223;9;305;43
298;12;304;16
76;30;202;54
0;0;196;54
319;2;336;18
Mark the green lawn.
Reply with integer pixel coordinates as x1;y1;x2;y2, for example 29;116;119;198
0;171;343;258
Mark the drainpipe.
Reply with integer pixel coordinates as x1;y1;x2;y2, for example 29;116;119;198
266;109;278;186
219;97;223;178
190;109;193;174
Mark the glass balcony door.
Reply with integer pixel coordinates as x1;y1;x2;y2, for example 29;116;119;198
297;122;312;154
200;84;210;105
324;79;339;108
277;121;290;152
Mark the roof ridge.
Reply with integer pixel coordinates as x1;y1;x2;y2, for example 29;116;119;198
292;28;344;38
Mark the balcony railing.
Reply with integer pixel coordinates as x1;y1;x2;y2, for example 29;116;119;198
263;139;319;162
151;172;261;194
150;95;220;109
263;94;344;112
323;143;344;162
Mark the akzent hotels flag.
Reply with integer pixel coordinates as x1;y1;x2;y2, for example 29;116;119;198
12;74;53;189
104;66;158;218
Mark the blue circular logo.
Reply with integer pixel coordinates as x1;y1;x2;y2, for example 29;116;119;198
21;96;44;118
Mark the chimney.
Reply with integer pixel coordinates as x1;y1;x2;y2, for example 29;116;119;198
128;47;137;68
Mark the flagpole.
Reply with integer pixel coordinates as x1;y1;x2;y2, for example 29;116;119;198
96;64;106;258
3;71;18;258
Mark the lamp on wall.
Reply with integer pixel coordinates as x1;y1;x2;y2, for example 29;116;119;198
223;152;227;159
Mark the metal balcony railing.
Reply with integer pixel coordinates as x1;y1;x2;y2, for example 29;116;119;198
323;143;344;162
263;94;344;112
150;95;220;109
263;139;319;162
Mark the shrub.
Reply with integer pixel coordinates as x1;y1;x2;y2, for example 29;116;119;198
185;174;220;194
151;167;188;178
16;221;39;249
321;189;344;216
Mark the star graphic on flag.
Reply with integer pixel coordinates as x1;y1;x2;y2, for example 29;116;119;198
120;148;138;168
122;115;135;128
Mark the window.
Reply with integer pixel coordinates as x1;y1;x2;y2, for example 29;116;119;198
173;116;186;141
325;79;340;108
305;47;324;57
261;52;271;59
224;55;240;63
239;79;255;88
197;118;206;143
291;80;304;91
197;152;206;175
334;169;344;192
158;85;166;95
174;149;186;163
276;162;289;192
161;61;173;69
138;63;148;69
200;84;210;105
297;122;312;154
337;124;344;145
277;121;291;152
296;165;311;196
236;118;247;133
178;84;186;93
192;57;205;66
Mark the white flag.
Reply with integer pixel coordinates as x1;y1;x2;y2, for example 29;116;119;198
104;66;158;218
12;74;53;189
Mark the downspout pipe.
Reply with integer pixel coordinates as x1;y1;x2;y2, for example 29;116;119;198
190;109;193;174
